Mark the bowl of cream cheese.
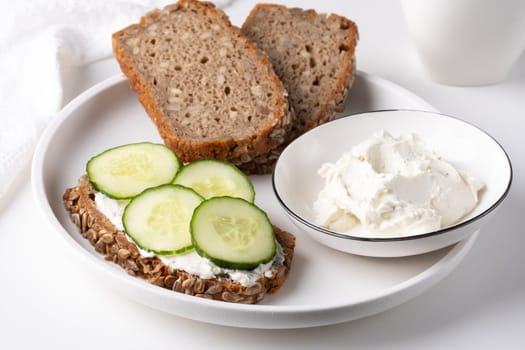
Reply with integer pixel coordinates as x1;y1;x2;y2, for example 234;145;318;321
272;110;512;257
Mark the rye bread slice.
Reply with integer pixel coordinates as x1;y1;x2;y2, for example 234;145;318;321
63;175;296;304
242;4;358;138
112;0;295;166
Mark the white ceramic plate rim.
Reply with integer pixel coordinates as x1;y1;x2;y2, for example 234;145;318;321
272;109;513;242
31;73;479;328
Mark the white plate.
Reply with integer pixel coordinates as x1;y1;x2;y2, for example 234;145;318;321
32;72;478;329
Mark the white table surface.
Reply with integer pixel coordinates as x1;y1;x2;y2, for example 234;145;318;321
1;0;524;348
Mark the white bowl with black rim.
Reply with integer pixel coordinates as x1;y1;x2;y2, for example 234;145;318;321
272;109;512;257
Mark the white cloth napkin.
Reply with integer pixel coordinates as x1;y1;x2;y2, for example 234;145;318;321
0;0;233;206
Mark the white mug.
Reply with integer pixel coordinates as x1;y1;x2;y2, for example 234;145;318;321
401;0;525;85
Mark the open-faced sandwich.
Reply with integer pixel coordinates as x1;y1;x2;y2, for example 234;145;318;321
64;143;295;304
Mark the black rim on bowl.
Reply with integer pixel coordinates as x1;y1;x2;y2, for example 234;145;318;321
271;109;513;242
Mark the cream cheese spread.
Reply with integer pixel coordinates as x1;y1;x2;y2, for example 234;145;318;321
94;192;283;286
313;130;484;237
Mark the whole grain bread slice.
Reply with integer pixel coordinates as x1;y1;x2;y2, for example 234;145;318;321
242;4;358;138
63;175;295;304
112;0;294;166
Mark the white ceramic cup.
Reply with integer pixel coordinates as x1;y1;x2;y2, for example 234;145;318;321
401;0;525;85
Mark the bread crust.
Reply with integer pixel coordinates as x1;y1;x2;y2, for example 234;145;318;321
112;0;295;166
63;175;295;304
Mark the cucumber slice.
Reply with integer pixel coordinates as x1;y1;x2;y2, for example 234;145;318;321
190;197;276;270
87;142;182;199
123;184;203;255
173;160;255;202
